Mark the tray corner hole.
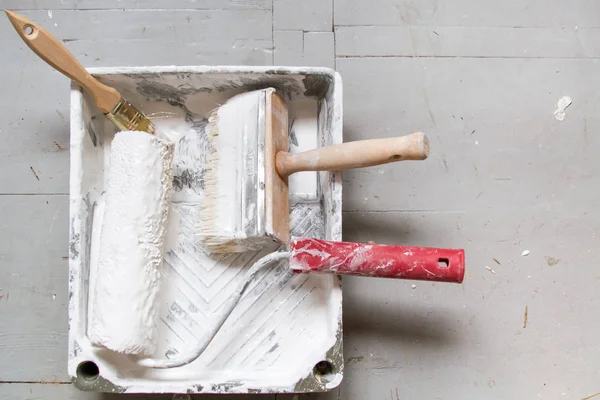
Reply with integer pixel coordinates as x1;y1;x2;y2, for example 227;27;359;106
77;360;100;382
313;360;335;383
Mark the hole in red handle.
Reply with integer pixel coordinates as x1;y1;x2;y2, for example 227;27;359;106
438;258;449;268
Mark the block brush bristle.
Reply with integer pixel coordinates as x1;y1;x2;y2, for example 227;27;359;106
199;88;289;253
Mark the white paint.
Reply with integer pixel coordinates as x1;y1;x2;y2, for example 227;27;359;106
153;117;192;144
411;284;417;289
346;245;373;272
47;10;53;18
154;117;204;203
521;250;530;256
200;90;262;251
554;96;572;121
288;99;319;203
137;251;291;368
69;66;343;394
292;241;331;260
89;131;174;355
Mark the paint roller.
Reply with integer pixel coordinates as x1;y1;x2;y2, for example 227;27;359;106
89;131;173;356
135;237;465;368
199;88;430;253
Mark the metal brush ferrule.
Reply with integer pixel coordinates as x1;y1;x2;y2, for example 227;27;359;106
106;98;156;134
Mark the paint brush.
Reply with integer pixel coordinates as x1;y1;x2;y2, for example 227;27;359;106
5;10;156;134
200;88;430;253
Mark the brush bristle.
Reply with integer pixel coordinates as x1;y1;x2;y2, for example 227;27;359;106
197;109;220;245
200;110;258;252
198;89;280;253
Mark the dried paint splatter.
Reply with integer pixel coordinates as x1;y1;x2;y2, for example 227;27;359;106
485;266;496;274
346;356;364;365
545;256;560;266
554;96;572;121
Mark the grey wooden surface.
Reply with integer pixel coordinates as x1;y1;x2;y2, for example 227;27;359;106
1;0;599;399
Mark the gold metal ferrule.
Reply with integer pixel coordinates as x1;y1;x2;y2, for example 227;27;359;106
106;99;156;134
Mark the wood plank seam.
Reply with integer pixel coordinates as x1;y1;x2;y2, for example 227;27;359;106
335;55;600;59
0;381;70;384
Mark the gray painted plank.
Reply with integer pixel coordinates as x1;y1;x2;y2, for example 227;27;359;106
0;9;272;195
337;57;600;213
335;0;600;28
1;0;272;10
0;384;83;400
0;383;277;399
336;26;600;58
274;0;332;32
340;211;600;399
0;195;70;382
274;31;334;68
0;10;272;41
60;39;273;66
276;391;339;400
303;32;335;68
274;30;304;64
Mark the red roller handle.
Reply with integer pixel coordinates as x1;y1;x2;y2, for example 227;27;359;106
289;237;465;283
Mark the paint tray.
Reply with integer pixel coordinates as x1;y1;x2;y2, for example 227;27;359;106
68;66;343;394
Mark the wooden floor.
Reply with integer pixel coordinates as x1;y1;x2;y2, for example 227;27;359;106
2;0;600;399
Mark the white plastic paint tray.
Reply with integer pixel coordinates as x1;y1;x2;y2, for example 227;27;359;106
68;66;343;394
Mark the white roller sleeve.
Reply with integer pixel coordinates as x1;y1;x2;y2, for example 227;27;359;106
89;130;174;355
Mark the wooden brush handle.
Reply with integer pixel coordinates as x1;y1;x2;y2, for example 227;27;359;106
275;132;429;178
5;10;121;113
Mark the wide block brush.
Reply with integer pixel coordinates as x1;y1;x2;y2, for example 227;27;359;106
201;88;430;253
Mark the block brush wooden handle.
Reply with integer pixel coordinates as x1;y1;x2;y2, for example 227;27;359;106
275;131;429;178
5;10;121;113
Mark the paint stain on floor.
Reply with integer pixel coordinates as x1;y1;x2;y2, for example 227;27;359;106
346;356;364;365
546;256;560;266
